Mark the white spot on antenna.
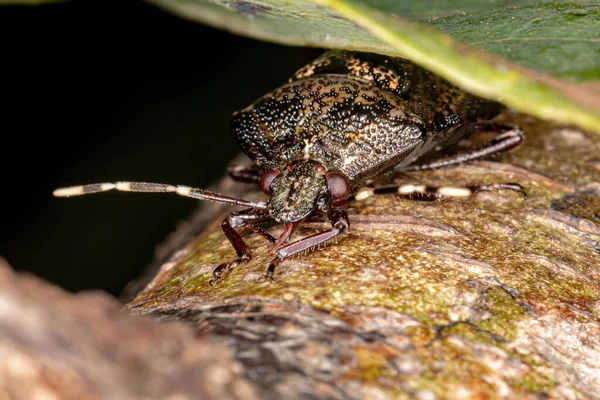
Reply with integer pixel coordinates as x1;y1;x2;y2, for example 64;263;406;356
438;187;472;198
398;184;425;194
116;182;132;191
53;186;84;197
176;186;191;196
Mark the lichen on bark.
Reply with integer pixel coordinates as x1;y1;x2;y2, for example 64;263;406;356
128;112;600;400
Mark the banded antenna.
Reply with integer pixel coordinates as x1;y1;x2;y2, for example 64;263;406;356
53;181;267;209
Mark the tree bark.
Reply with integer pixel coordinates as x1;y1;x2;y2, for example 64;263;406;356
126;112;600;400
0;259;258;400
1;111;599;400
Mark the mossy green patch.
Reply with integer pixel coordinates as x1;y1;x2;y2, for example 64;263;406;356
479;287;527;342
514;372;557;394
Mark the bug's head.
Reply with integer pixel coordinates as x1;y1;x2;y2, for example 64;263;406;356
260;160;351;223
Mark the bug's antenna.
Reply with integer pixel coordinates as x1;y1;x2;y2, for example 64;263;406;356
53;181;268;209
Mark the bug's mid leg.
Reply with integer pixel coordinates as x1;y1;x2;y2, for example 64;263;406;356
210;209;274;285
260;208;350;282
356;182;526;202
400;125;525;172
228;164;262;184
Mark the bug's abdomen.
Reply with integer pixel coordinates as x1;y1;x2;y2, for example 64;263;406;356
291;51;504;133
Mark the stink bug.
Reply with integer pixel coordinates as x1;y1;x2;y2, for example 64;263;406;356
54;51;525;284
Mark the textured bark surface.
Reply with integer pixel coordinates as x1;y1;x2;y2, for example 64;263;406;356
0;259;258;400
128;112;600;400
2;113;598;400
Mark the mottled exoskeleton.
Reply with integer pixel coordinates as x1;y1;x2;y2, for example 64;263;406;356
54;51;525;283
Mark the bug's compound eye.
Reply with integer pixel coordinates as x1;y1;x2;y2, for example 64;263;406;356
316;165;325;173
326;173;351;200
259;170;280;195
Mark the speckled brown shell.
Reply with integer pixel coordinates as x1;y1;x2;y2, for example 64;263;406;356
231;51;504;185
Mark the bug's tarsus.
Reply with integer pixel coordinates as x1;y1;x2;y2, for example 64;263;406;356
258;258;280;283
53;181;267;209
401;126;524;172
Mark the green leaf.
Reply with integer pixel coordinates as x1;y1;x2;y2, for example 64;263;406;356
349;0;585;19
429;3;600;80
149;0;600;133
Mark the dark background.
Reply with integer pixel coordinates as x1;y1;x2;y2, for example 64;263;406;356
0;0;321;296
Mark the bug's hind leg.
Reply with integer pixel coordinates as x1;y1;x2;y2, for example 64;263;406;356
228;164;262;184
210;208;275;285
355;182;526;202
400;125;524;172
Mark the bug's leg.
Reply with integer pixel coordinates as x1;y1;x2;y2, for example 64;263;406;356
356;182;526;202
400;126;524;172
210;209;275;285
228;164;262;184
260;208;350;281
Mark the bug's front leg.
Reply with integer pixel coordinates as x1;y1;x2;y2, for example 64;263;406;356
210;208;275;285
356;182;526;202
261;208;350;281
